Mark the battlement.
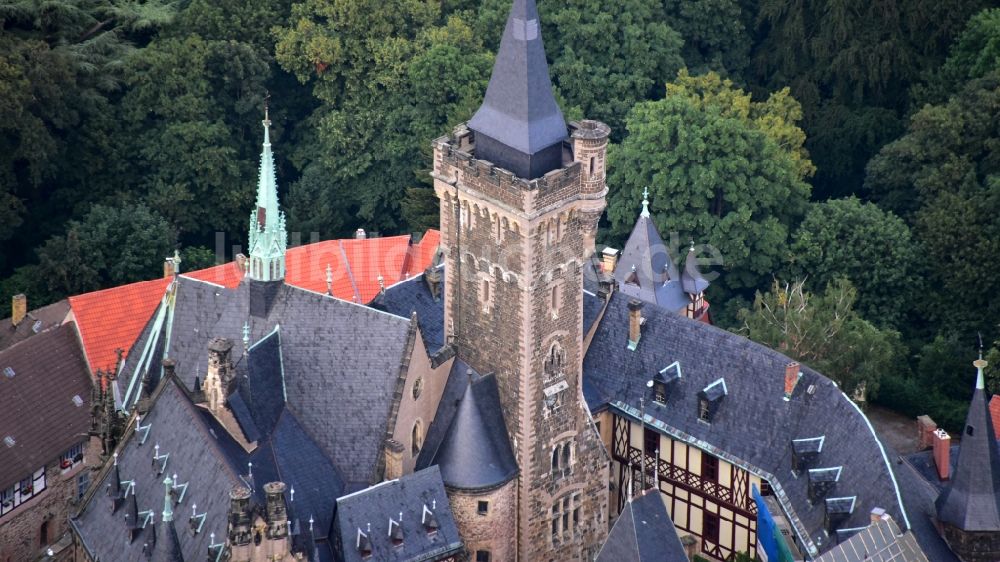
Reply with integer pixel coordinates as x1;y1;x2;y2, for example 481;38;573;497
433;123;585;215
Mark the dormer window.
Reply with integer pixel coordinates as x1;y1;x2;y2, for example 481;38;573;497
791;436;824;473
697;378;727;423
651;380;666;403
389;517;403;548
824;496;856;532
807;466;842;503
357;528;372;558
649;361;681;404
421;504;439;535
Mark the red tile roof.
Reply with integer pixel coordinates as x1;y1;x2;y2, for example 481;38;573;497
68;278;170;375
68;230;440;374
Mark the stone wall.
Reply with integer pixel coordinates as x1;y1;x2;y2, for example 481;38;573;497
447;479;517;562
941;523;1000;562
432;122;611;561
0;444;96;562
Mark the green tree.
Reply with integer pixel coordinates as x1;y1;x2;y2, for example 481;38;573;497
276;8;491;233
866;74;1000;341
738;278;902;398
36;203;176;298
914;8;1000;106
748;0;987;197
606;72;812;292
663;0;750;75
539;0;684;137
786;198;921;329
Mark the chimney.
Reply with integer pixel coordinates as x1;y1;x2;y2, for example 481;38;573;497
601;247;619;274
163;250;181;279
628;300;643;350
161;359;176;380
916;415;937;450
264;481;289;549
784;362;801;401
932;428;951;481
11;294;26;327
424;266;442;301
203;338;235;415
384;439;404;481
235;253;248;275
869;507;889;525
355;228;367;240
228;486;253;561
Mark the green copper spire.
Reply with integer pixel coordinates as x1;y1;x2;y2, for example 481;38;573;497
248;106;287;282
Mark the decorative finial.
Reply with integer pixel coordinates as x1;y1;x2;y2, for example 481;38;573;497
640;187;651;218
974;333;988;390
172;250;181;275
264;91;271;127
325;264;333;296
162;475;174;522
242;322;250;349
689;240;695;252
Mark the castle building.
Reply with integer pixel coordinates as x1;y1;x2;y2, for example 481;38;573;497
430;0;610;558
65;1;949;561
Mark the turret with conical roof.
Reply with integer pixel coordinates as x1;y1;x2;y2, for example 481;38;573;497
934;355;1000;561
614;189;686;312
468;0;567;179
248;108;287;282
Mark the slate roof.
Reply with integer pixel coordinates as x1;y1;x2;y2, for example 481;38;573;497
0;322;91;490
583;292;908;557
430;373;518;491
934;363;1000;532
467;0;567;178
372;269;447;353
894;451;962;562
415;359;471;472
680;247;710;296
73;367;344;562
816;517;928;562
334;466;463;562
119;275;413;486
613;209;688;314
0;298;71;351
596;490;688;562
72;381;246;561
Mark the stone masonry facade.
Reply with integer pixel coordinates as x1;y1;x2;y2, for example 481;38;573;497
0;437;99;562
446;479;517;562
432;121;611;561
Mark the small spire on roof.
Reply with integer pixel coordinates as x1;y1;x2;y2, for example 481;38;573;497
162;475;174;522
242;322;250;349
640;187;651;218
975;332;988;390
326;264;333;296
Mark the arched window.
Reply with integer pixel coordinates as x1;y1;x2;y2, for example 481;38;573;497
561;443;571;468
551;447;560;472
411;420;424;457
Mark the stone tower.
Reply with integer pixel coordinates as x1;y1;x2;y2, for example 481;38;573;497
431;0;610;559
247;108;287;282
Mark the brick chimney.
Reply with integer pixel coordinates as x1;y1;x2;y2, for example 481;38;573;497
932;428;951;481
870;507;890;525
628;300;643;350
916;415;937;450
384;438;404;481
203;337;234;415
11;294;26;326
784;362;801;401
601;247;619;274
162;359;176;380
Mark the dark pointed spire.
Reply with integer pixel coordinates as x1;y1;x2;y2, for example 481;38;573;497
613;191;686;312
468;0;567;179
681;242;709;296
935;356;1000;532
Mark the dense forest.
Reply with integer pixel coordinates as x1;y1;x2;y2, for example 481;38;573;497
1;0;998;429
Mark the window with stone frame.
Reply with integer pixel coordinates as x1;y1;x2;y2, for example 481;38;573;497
60;441;85;471
543;342;565;381
476;551;491;562
551;441;573;479
411;420;424;457
698;398;711;422
551;493;582;543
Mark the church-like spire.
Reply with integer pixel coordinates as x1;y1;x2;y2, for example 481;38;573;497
935;354;1000;534
248;103;287;282
467;0;567;180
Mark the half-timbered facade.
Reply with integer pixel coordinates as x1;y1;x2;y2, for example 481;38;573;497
601;411;765;559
